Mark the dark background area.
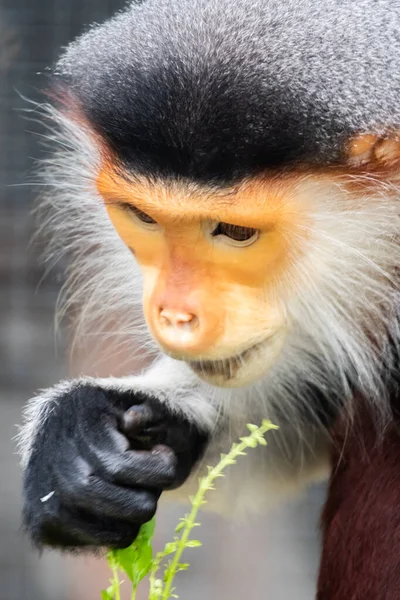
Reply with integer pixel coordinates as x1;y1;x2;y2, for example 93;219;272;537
0;1;325;598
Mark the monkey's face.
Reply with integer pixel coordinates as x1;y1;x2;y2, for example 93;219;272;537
99;170;311;387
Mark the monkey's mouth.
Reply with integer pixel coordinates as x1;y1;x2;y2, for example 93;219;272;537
186;331;286;387
188;341;265;382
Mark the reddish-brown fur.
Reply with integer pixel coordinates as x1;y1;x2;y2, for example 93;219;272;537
318;399;400;599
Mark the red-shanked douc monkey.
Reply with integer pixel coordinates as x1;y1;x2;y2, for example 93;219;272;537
18;1;400;597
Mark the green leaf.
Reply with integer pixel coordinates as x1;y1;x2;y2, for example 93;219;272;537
247;424;259;432
174;521;186;533
101;582;117;600
132;542;153;585
163;542;178;555
111;545;136;582
138;517;156;543
107;517;156;586
185;540;202;548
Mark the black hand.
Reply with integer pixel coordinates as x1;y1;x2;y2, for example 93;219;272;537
121;397;208;489
22;383;207;550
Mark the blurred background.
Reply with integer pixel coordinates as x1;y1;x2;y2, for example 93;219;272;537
0;1;326;598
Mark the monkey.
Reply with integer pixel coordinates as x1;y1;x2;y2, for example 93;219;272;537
17;0;400;595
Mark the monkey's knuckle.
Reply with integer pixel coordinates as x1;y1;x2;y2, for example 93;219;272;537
105;460;122;479
74;477;92;500
156;447;178;476
163;469;178;487
61;472;91;504
137;494;158;522
159;462;178;487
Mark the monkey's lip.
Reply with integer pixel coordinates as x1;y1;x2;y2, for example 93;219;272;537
187;340;266;380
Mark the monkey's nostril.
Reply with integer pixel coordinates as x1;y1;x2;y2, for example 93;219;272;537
159;308;199;330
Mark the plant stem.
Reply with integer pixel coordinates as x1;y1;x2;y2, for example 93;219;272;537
161;487;205;600
148;555;163;599
111;565;121;600
103;419;277;600
161;419;278;600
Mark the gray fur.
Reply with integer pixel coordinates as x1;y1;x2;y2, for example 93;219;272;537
58;0;400;163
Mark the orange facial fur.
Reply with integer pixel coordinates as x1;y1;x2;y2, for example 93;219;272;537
97;133;400;365
97;167;310;360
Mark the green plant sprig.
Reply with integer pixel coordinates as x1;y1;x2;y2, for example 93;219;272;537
102;419;278;600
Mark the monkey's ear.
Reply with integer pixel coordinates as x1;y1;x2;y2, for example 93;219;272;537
347;132;400;166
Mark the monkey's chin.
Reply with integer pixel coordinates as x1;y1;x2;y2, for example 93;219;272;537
187;335;285;388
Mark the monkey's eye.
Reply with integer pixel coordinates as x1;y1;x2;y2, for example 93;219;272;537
122;203;158;227
211;222;259;247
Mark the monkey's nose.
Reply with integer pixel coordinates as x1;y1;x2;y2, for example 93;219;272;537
153;306;203;351
148;300;221;355
159;308;199;331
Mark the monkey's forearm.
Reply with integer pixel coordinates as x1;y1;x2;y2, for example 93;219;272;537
18;357;215;468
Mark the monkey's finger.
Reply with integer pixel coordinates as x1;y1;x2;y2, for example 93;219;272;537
121;403;193;453
121;402;165;435
54;450;159;522
74;412;178;488
87;441;178;488
77;413;131;455
57;470;159;523
113;389;164;412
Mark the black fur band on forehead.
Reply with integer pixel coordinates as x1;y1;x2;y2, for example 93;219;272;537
54;0;400;184
57;65;343;185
